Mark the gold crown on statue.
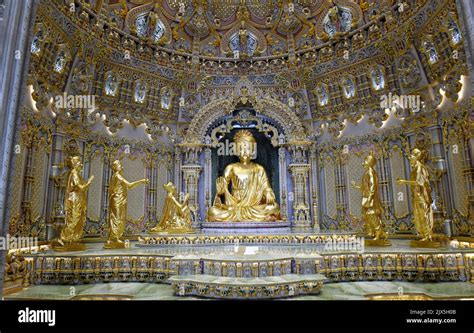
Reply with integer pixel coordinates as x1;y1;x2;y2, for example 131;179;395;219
234;130;255;144
366;151;377;165
112;160;122;171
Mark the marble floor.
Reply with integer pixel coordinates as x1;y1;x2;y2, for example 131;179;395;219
5;281;474;300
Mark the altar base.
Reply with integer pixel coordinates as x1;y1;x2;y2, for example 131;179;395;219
16;239;472;299
103;241;126;249
410;240;443;248
365;239;391;247
51;241;86;252
169;274;326;299
201;221;291;234
149;229;195;235
410;234;447;248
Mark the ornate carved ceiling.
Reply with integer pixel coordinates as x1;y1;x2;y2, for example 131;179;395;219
26;0;471;144
106;0;372;60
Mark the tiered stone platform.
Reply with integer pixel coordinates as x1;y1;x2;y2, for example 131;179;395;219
138;232;357;246
169;274;326;299
200;221;291;233
11;232;474;299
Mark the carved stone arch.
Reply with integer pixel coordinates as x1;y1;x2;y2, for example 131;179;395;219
185;95;307;144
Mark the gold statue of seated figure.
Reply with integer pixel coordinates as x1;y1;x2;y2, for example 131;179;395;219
207;130;281;222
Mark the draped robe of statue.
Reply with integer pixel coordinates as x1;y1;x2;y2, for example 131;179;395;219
208;162;281;222
410;161;433;240
60;168;89;243
151;183;193;233
106;160;148;247
108;173;130;242
360;165;386;239
397;148;434;242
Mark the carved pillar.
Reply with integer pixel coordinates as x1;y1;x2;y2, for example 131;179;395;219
179;144;203;228
287;142;312;229
182;165;202;228
289;164;311;228
173;148;181;193
456;0;474;94
309;145;320;231
44;130;66;240
204;147;212;212
429;125;451;235
278;147;288;220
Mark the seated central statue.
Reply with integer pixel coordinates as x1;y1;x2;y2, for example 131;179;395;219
207;130;281;222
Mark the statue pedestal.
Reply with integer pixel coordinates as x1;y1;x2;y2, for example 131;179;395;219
149;229;195;235
51;241;86;252
365;239;391;247
103;241;126;249
410;240;443;248
202;221;291;234
410;234;448;248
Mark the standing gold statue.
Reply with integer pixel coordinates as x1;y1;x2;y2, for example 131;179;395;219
207;130;281;222
150;182;194;233
105;160;149;249
397;148;438;247
53;156;94;251
351;152;390;246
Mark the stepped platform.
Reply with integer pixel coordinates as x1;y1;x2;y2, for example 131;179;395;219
168;274;326;299
138;231;358;246
7;238;473;299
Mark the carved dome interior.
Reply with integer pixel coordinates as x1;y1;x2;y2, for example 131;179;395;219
105;0;366;60
26;0;470;144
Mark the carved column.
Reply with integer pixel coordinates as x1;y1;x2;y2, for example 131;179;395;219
182;165;202;228
429;125;451;235
44;129;66;240
278;147;288;220
173;147;181;193
287;142;312;229
179;144;203;228
309;145;320;231
204;147;212;212
457;0;474;94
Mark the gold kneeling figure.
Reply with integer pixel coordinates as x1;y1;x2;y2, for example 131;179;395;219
397;148;434;243
207;130;281;222
351;152;389;246
54;156;94;251
150;182;193;234
105;160;149;249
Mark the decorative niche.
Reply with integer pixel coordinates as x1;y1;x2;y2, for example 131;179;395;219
340;75;356;99
133;79;148;104
369;64;386;91
104;71;120;97
53;45;71;74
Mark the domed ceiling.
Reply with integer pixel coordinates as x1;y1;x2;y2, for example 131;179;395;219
105;0;369;60
26;0;470;143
